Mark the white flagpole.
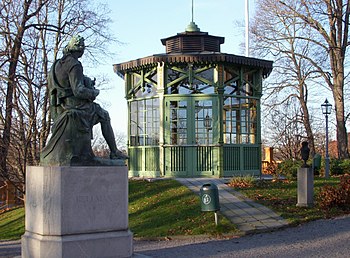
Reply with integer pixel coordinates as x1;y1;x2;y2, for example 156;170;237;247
245;0;249;57
192;0;194;22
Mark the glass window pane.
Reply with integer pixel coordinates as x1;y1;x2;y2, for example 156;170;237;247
222;96;258;144
195;100;212;145
129;98;159;146
170;100;188;145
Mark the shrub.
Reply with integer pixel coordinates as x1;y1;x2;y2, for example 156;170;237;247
276;159;302;179
264;161;279;177
330;159;350;175
317;174;350;210
228;175;255;188
336;159;350;175
329;159;343;176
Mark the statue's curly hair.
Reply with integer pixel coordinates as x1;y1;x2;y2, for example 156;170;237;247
63;35;85;54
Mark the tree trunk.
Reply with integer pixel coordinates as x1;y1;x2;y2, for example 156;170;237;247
300;100;315;157
328;30;349;158
333;73;349;158
0;28;25;177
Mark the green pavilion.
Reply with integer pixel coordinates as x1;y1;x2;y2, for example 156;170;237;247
114;22;273;178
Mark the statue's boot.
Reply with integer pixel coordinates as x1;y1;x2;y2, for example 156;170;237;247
110;149;129;160
101;121;129;159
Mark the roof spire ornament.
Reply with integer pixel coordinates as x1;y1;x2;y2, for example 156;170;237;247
186;0;200;32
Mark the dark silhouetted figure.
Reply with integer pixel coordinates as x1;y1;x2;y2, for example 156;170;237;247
301;141;310;168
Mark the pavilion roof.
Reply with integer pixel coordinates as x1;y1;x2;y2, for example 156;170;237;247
114;52;273;79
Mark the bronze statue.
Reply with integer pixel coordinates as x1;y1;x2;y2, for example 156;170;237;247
41;35;127;166
300;141;310;168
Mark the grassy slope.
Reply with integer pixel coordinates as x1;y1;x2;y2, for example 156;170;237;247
0;179;237;240
129;179;237;237
2;177;348;240
0;207;25;240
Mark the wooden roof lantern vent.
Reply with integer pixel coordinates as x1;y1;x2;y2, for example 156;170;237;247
161;21;225;54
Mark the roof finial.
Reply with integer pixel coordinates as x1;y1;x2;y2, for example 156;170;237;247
186;0;200;32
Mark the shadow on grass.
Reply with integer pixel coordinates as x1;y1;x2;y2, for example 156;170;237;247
129;180;237;237
231;177;347;225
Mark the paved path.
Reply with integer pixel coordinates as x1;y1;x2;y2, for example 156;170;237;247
134;215;350;258
176;178;288;233
3;215;350;257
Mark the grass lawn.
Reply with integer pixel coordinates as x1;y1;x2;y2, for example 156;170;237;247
0;179;237;241
3;177;347;241
0;206;25;240
129;179;237;237
234;177;349;225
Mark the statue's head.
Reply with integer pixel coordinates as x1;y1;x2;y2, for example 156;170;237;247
302;141;309;148
63;35;85;56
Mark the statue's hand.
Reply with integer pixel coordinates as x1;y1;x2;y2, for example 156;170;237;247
94;88;100;97
88;89;100;101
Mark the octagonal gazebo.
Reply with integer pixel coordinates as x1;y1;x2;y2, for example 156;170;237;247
114;22;273;178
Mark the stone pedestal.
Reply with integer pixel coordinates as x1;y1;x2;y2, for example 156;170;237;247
296;167;314;207
22;166;133;258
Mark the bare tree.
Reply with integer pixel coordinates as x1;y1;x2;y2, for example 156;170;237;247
0;0;49;191
263;100;307;160
251;0;330;157
276;0;350;158
0;0;118;195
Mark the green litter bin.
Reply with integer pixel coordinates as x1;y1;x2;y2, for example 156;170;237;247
313;153;321;175
200;183;220;212
313;153;321;169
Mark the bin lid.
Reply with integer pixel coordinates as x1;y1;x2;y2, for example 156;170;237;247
201;183;218;190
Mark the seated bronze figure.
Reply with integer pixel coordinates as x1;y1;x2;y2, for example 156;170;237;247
41;35;127;166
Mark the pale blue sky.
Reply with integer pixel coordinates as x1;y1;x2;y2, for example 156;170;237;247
90;0;255;135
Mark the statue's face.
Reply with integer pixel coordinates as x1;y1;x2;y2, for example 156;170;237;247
77;41;85;54
77;48;84;57
71;48;84;58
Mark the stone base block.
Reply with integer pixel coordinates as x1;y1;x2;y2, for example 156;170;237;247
25;166;129;235
22;166;133;257
297;167;314;207
22;230;133;258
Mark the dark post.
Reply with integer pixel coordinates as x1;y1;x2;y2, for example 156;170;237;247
321;99;332;178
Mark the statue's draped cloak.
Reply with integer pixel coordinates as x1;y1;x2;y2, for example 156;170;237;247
40;55;111;166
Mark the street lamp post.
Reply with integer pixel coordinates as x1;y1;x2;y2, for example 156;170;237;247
321;99;332;178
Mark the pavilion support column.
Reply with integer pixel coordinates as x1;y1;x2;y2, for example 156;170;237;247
257;69;263;176
157;62;166;176
216;64;225;177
